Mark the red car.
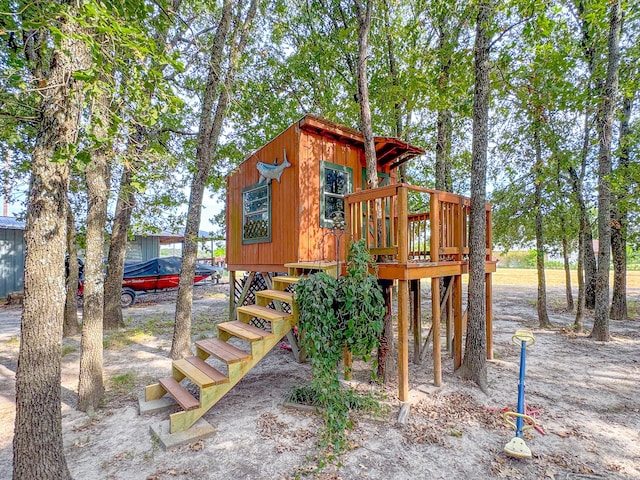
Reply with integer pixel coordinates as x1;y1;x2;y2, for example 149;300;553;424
76;257;220;307
119;257;219;307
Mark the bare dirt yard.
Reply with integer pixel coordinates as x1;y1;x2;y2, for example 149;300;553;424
1;279;639;480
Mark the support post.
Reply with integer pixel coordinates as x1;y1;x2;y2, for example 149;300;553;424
411;279;421;364
398;280;409;400
397;186;409;401
453;274;463;370
344;346;352;380
228;270;236;322
431;277;442;387
447;280;453;354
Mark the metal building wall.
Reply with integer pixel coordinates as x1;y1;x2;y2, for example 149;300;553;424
0;228;25;298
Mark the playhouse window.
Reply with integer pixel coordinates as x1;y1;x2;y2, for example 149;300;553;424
320;162;352;228
242;182;271;244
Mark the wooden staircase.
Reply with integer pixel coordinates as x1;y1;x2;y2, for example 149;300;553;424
142;262;335;435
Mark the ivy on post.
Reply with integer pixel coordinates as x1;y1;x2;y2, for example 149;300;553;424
294;239;385;454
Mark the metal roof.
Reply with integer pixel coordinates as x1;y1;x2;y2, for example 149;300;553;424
0;216;25;230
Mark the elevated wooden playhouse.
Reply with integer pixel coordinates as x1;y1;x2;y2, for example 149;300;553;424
142;115;495;443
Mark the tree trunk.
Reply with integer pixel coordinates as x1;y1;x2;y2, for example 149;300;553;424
103;165;135;330
354;0;378;190
533;126;552;328
575;231;585;332
13;11;87;479
435;109;453;192
561;229;574;312
376;280;396;382
576;0;600;311
171;0;259;359
64;202;80;337
584;231;597;309
568;158;588;330
382;0;403;142
591;0;621;342
610;94;632;320
459;0;492;392
78;87;111;412
103;1;183;329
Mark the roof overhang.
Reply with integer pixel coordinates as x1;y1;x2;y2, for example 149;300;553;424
298;115;424;170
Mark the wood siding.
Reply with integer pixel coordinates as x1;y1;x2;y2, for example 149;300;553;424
227;117;400;272
227;123;301;271
297;128;367;265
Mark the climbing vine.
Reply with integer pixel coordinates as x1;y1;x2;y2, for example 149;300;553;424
294;239;385;452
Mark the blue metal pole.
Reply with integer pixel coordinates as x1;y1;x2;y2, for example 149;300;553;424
516;339;527;437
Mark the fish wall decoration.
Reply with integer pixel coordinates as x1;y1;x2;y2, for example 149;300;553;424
257;149;291;184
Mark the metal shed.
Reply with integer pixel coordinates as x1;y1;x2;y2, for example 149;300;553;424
0;216;25;299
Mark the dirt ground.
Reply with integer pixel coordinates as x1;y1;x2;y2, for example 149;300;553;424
0;281;639;480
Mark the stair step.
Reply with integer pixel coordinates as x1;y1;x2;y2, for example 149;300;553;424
173;359;218;388
237;304;292;323
158;376;199;411
255;289;294;305
196;338;251;364
285;261;336;276
272;275;301;289
185;356;229;384
217;320;273;342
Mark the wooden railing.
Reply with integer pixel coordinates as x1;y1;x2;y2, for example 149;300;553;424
345;183;490;263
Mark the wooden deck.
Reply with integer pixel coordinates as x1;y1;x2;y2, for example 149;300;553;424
345;183;494;402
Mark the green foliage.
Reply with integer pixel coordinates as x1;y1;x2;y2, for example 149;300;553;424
294;239;384;453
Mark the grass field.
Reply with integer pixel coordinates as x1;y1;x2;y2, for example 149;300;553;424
491;267;640;289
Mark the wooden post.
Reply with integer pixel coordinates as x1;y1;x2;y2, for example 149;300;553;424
231;271;255;321
446;278;453;354
397;186;409;401
398;280;409;400
453;274;463;370
228;270;236;322
431;277;442;387
430;193;440;263
344;346;353;380
411;279;421;364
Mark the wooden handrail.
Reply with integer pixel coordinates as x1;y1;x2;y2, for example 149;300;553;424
345;183;491;263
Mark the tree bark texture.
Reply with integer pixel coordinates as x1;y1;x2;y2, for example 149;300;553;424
576;1;601;312
568;163;588;330
103;165;135;330
610;94;632;320
575;231;585;332
533;126;551;328
103;1;183;329
382;0;403;142
435;109;453;192
561;230;574;312
354;0;378;190
64;202;80;337
13;11;87;480
459;0;492;392
78;87;111;412
172;0;260;359
591;0;621;342
376;280;396;383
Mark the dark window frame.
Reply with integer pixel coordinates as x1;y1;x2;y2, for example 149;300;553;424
320;162;353;228
242;182;272;244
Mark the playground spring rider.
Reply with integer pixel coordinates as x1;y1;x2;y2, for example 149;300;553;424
503;329;537;459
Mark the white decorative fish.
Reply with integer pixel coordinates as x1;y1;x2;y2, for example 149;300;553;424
257;149;291;184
